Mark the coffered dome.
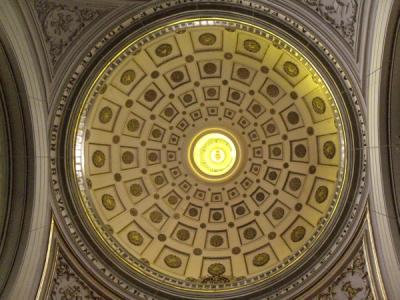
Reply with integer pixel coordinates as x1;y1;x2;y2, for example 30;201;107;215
5;0;400;299
69;16;351;296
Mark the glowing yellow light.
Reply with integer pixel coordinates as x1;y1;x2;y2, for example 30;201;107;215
192;132;237;177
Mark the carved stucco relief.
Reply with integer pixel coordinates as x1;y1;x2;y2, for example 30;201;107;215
315;247;373;300
301;0;359;47
33;0;105;66
49;244;374;300
41;0;368;299
50;251;103;300
32;0;360;69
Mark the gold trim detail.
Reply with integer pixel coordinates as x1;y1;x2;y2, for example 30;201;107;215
70;17;349;293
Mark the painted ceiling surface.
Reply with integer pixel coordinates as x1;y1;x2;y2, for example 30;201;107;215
73;18;347;293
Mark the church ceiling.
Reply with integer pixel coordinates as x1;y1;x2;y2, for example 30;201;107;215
26;0;366;82
0;0;389;299
46;0;368;296
76;18;347;292
41;225;374;300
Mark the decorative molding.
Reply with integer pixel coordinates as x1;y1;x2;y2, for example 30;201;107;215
50;251;103;300
33;0;106;66
301;0;359;47
315;247;373;300
37;226;120;300
0;25;49;298
48;1;367;299
36;223;157;300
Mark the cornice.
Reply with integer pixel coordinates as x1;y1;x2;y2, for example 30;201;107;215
39;217;379;300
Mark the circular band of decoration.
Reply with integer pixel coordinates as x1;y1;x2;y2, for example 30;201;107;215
72;17;348;293
188;128;242;182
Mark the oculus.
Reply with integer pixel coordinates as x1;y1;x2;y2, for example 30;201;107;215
188;129;241;181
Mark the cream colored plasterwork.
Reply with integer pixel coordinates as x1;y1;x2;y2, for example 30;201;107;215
73;18;347;292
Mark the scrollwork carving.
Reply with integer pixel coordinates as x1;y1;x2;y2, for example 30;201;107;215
51;252;103;299
302;0;359;47
34;0;102;65
315;247;373;300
